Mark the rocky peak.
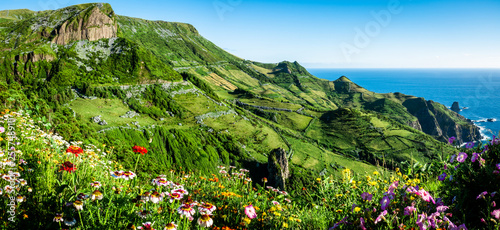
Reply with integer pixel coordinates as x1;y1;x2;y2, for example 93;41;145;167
451;102;460;112
267;147;290;190
51;5;117;45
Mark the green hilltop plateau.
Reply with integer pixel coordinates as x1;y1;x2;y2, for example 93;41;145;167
0;3;480;179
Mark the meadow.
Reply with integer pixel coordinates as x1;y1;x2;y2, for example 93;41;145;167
2;109;500;229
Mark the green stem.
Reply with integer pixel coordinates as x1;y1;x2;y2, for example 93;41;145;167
78;210;85;229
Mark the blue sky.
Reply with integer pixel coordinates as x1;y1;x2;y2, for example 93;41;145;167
3;0;500;68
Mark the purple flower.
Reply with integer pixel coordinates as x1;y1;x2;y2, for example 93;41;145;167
492;209;500;219
476;191;488;200
496;163;500;170
374;210;388;224
438;172;447;181
436;205;449;213
360;192;372;201
466;142;474;149
387;181;398;195
493;201;496;207
416;213;428;229
471;152;479;162
448;136;456;145
404;205;416;215
380;196;391;210
449;174;453;181
359;217;366;230
456;152;467;163
450;154;456;163
458;224;468;230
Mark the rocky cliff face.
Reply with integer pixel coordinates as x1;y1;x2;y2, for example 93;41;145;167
267;148;290;190
403;98;481;144
51;6;117;45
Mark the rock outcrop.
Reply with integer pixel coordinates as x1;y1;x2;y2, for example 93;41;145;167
267;148;290;190
51;6;117;45
403;98;481;144
451;102;460;112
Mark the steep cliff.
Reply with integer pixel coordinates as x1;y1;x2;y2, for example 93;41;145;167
403;98;480;144
51;5;117;45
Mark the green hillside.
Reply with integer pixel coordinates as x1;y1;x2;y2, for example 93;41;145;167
0;2;479;180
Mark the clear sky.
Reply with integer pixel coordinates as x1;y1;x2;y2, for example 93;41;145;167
3;0;500;68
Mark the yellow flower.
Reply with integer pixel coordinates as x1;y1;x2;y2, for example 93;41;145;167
373;171;379;175
395;168;400;172
316;178;321;182
283;223;288;228
353;207;361;213
335;194;343;198
273;212;281;217
243;217;251;224
336;210;343;213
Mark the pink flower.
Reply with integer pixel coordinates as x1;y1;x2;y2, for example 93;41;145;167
404;205;416;215
244;205;257;219
418;189;435;204
436;205;449;213
476;191;488;200
492;209;500;219
374;210;388;224
359;217;366;230
416;213;428;229
387;181;398;194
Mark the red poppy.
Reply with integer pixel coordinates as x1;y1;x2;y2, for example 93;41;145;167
66;146;83;157
132;145;148;155
60;161;76;173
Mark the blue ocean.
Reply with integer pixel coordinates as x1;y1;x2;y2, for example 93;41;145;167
308;68;500;141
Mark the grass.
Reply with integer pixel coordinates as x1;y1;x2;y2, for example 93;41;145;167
69;98;157;129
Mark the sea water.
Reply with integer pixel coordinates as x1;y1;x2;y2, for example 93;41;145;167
308;68;500;141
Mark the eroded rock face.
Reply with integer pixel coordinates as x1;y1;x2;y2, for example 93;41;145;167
52;7;117;45
267;147;290;190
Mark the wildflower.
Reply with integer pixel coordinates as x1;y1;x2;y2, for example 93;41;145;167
456;152;467;163
239;168;249;173
279;191;288;196
438;172;447;181
197;214;214;227
244;205;257;219
492;209;500;219
152;177;171;187
137;222;155;230
436;205;449;212
284;198;291;203
448;136;456;144
217;165;225;169
262;177;268;183
272;201;280;205
380;196;391;210
177;204;196;217
387;181;398;194
90;181;102;188
418;189;435;204
111;170;124;178
164;222;177;230
0;126;4;133
450;154;456;163
477;191;488;200
53;213;64;222
361;192;372;201
497;163;500;170
404;205;416;215
359;217;366;230
66;146;83;157
73;200;83;211
60;161;76;173
416;213;428;229
16;195;24;203
199;202;217;214
171;188;188;196
122;171;136;180
77;193;89;200
137;209;151;219
466;142;474;149
141;192;151;202
64;218;77;226
166;192;183;202
374;210;387;224
150;191;162;203
132;145;148;155
353;207;361;213
92;190;103;201
219;170;227;174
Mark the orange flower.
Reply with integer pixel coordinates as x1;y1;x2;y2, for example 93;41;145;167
132;145;148;155
66;146;83;157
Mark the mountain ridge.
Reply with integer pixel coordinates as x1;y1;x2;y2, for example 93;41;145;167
0;3;479;177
